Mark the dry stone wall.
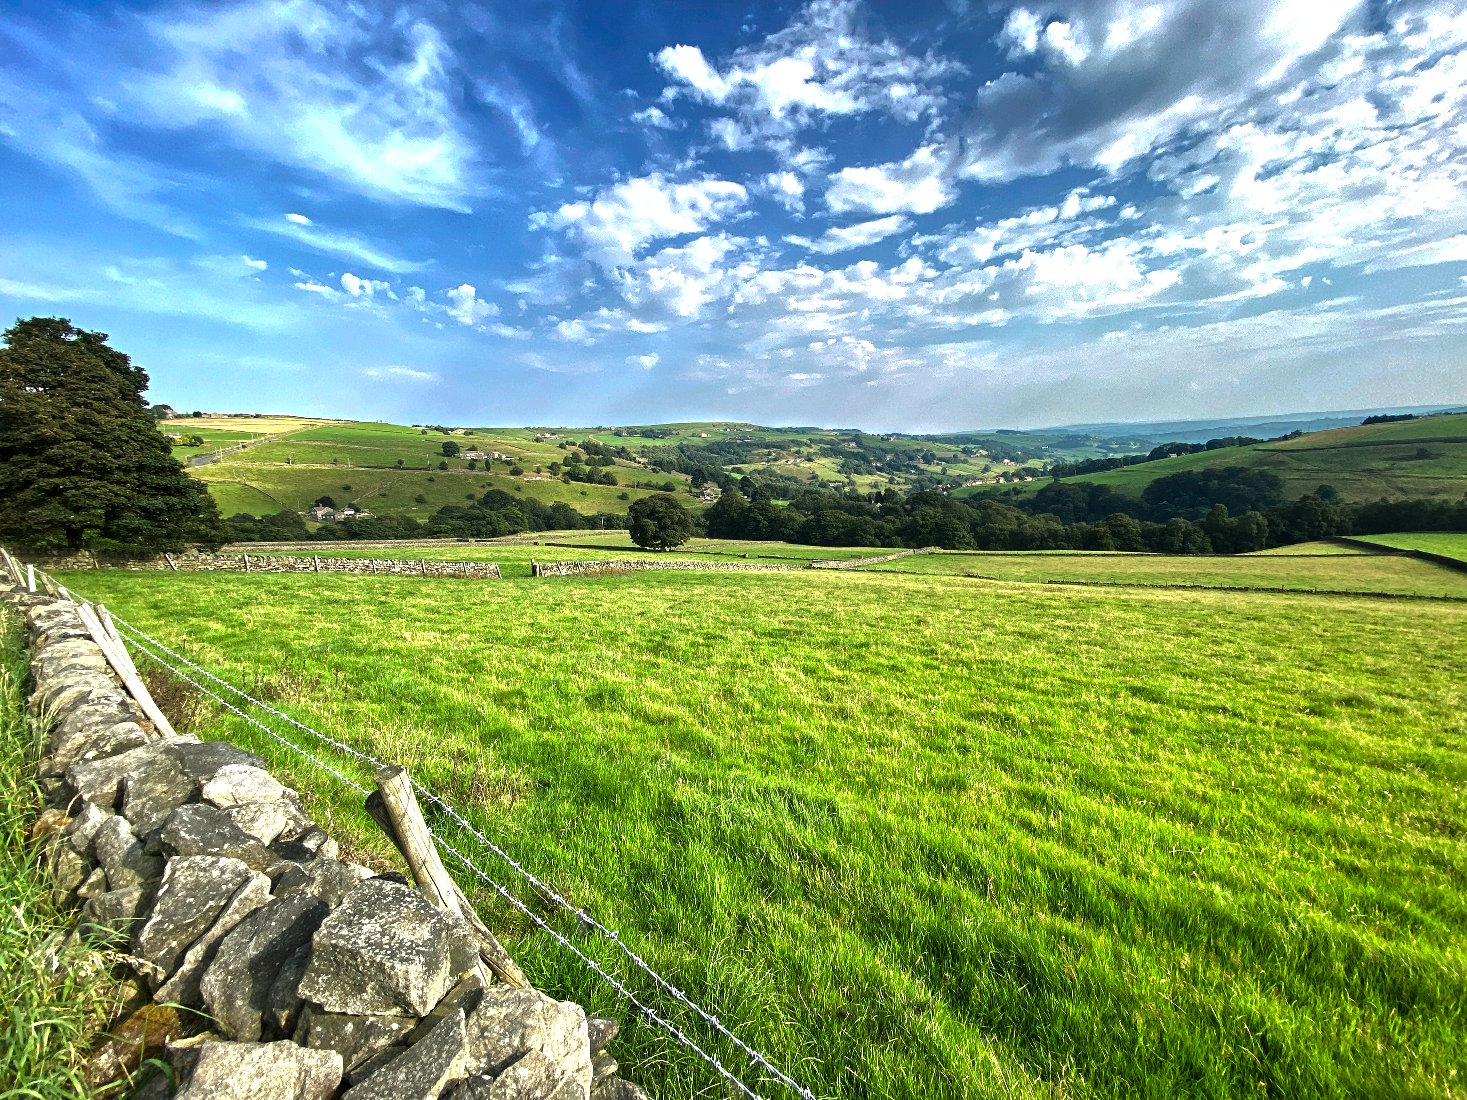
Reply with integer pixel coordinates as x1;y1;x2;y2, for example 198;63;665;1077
530;558;795;578
807;548;940;570
31;551;502;580
0;583;642;1100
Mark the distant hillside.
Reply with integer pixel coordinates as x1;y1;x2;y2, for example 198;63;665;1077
167;417;1159;521
962;412;1467;506
1052;405;1467;446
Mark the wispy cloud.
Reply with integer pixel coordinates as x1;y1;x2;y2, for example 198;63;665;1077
364;366;440;382
128;0;479;209
254;216;431;275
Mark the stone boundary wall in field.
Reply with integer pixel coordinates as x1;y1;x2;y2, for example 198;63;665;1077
1330;536;1467;574
530;558;795;578
808;547;941;570
0;583;643;1100
31;551;503;580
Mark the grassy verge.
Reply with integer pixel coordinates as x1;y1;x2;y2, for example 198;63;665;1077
0;603;118;1096
57;567;1467;1100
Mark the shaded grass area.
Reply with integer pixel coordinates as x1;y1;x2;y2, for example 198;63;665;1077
868;549;1467;597
0;605;119;1097
56;567;1467;1100
1352;532;1467;563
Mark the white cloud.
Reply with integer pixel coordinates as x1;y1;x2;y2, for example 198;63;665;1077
445;283;499;326
340;272;389;297
243;255;268;270
293;280;338;297
363;366;439;382
613;233;746;319
631;105;678;129
539;174;748;269
286;213;312;226
826;147;955;215
654;0;959;147
630;353;660;370
788;215;911;254
760;171;806;214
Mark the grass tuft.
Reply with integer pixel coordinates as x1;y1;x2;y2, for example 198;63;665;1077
0;605;123;1097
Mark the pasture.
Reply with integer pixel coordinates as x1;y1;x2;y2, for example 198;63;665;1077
864;548;1467;598
53;561;1467;1100
193;421;698;519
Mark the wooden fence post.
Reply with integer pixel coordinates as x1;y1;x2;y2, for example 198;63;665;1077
164;553;178;571
367;765;529;989
26;563;36;593
1;548;22;585
77;602;178;739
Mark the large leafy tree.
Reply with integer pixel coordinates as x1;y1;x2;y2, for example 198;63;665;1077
627;493;694;551
0;317;225;552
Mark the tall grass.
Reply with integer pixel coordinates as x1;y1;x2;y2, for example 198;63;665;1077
0;606;120;1097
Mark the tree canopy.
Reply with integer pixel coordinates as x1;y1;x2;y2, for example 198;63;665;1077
0;317;224;552
627;493;694;551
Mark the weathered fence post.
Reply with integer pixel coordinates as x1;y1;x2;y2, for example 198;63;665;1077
164;553;178;571
242;553;251;573
367;765;530;989
26;563;36;593
2;548;24;585
313;555;320;573
76;602;178;739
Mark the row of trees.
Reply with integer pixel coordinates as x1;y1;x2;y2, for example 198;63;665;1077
701;483;1467;553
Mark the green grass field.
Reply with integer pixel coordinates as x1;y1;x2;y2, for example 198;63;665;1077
864;549;1467;597
1352;532;1467;563
1248;541;1379;556
51;563;1467;1100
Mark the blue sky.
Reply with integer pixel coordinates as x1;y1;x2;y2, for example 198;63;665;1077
1;0;1464;430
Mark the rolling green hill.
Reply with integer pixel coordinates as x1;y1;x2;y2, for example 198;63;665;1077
170;417;1156;521
961;412;1467;505
169;412;1467;525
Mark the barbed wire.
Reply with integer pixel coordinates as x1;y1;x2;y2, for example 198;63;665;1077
116;628;369;796
38;568;815;1100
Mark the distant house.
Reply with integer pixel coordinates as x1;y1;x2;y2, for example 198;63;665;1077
699;485;721;503
461;450;488;461
306;503;373;522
